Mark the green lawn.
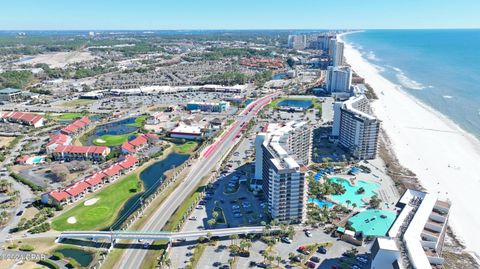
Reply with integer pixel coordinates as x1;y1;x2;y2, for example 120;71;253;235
126;115;148;127
51;173;141;231
58;99;96;108
92;133;135;146
48;113;86;121
174;141;198;154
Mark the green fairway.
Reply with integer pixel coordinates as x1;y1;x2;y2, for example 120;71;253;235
51;173;141;231
48;113;86;121
174;141;198;154
126;115;148;127
92;133;135;146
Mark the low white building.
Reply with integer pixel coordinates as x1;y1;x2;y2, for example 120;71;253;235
371;189;451;269
170;124;203;140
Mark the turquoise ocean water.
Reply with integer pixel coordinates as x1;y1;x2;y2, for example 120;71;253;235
344;29;480;138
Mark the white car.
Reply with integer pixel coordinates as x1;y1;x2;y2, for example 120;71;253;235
305;230;312;237
281;237;292;244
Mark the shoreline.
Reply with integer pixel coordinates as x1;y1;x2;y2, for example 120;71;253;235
338;32;480;259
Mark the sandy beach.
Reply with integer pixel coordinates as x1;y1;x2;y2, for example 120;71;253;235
339;34;480;258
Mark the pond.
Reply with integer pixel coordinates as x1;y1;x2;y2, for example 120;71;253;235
111;152;190;229
277;99;313;109
84;117;139;146
272;73;288;80
55;247;94;267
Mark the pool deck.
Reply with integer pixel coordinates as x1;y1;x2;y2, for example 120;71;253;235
327;158;400;210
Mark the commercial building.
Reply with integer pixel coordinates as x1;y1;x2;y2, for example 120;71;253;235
186;101;230;112
325;66;352;94
332;95;380;160
255;121;312;223
170;124;203;140
371;189;451;269
0;88;23;102
0;111;44;128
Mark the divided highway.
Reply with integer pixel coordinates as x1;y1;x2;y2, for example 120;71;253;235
117;93;278;269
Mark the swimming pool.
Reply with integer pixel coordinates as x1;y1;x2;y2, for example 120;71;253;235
329;177;379;207
307;198;334;208
348;209;397;236
28;156;45;164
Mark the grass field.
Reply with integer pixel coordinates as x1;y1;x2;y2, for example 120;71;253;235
126;115;148;127
51;173;140;231
92;133;135;147
58;99;96;108
48;112;85;121
0;136;15;148
174;141;198;154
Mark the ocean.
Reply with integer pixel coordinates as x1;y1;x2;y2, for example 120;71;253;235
343;29;480;138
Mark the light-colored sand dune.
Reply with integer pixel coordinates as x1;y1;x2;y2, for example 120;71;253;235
341;35;480;258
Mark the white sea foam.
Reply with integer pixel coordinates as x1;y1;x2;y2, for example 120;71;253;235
395;70;426;90
443;95;453;99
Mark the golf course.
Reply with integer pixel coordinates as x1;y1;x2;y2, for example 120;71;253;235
51;173;141;231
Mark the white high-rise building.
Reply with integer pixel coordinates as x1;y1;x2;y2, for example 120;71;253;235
255;121;312;222
288;34;307;50
333;41;345;66
328;38;345;66
332;95;380;160
326;66;352;93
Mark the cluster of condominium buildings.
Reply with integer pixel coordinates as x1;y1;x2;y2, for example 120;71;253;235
255;121;312;222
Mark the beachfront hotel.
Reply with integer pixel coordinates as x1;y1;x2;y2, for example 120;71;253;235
325;65;353;94
328;38;345;66
332;95;380;160
371;189;451;269
255;121;312;222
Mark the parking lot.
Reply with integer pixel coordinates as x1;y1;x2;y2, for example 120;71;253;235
191;227;372;269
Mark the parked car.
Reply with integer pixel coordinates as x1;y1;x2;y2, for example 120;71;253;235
318;246;327;254
305;230;312;237
305;261;316;268
281;237;292;244
310;256;320;263
290;255;302;263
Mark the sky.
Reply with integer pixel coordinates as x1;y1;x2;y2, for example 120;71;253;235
0;0;479;30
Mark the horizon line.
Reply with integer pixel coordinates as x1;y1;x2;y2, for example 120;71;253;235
1;27;480;32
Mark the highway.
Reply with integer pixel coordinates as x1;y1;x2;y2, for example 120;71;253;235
117;93;278;269
56;226;277;242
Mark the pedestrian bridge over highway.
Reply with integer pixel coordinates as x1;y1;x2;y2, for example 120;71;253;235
57;226;279;243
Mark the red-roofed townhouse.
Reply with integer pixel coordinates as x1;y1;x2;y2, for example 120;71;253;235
118;154;139;173
1;111;44;128
41;190;70;205
102;164;123;183
84;172;106;191
65;181;90;202
60;116;91;136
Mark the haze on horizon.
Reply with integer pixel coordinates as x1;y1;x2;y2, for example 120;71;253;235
0;0;479;30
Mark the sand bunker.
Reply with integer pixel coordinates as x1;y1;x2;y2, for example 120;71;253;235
67;217;77;224
84;198;99;206
95;138;106;144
